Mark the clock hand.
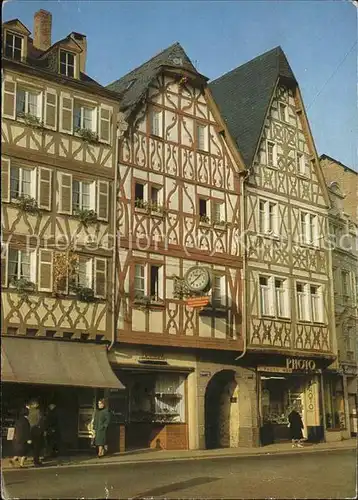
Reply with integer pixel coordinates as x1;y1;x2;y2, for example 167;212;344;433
190;275;202;286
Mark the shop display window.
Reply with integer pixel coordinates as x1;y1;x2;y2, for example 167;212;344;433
261;377;304;425
129;373;185;423
324;377;346;430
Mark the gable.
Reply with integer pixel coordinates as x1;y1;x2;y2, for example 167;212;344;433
3;19;31;36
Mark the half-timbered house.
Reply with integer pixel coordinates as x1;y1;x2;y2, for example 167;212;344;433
210;47;337;445
1;10;124;454
106;43;258;451
321;154;358;439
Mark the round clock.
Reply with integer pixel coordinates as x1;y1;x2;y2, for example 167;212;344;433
185;266;210;292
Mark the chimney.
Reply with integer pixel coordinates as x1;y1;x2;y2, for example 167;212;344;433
70;32;87;73
33;10;52;51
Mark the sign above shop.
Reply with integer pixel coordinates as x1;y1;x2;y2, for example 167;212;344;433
286;358;316;371
258;366;292;374
138;352;167;365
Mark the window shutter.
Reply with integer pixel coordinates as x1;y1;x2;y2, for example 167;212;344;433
30;251;37;284
94;258;107;298
1;157;10;202
38;249;53;292
38;167;52;210
30;167;38;200
97;180;109;221
60;92;73;134
58;172;73;214
99;106;111;144
1;242;8;288
44;89;57;130
2;80;16;119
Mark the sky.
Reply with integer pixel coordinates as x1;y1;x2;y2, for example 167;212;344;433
3;0;358;170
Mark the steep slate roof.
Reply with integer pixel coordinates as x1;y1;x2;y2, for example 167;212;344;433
106;42;201;115
209;46;297;167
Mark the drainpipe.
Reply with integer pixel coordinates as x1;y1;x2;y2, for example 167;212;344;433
108;115;121;353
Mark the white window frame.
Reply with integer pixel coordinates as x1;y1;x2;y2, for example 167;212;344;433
296;152;309;177
8;248;36;286
72;179;96;212
150;185;163;208
10;165;37;200
266;140;277;168
5;31;23;61
76;255;93;289
259;275;289;318
134;263;146;299
212;201;224;225
212;275;225;308
300;211;318;246
150;109;162;137
278;102;288;122
149;264;163;301
259;199;278;235
73;101;97;133
296;282;324;323
16;87;42;120
59;50;76;78
196;123;208;152
259;276;273;317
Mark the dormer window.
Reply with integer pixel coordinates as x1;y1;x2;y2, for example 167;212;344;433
59;50;75;78
5;32;23;61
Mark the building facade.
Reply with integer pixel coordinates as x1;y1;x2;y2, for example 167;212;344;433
1;10;124;455
210;47;337;445
321;154;358;439
106;44;258;450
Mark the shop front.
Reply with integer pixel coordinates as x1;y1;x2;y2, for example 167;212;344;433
1;337;124;457
257;356;326;446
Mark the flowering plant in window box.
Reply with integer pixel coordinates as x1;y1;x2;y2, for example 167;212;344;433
74;127;99;144
172;275;191;299
73;208;98;227
17;112;45;130
134;199;149;211
14;195;41;215
149;202;166;215
10;278;36;301
199;215;210;224
69;283;96;303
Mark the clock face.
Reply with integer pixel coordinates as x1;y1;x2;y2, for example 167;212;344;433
185;266;210;292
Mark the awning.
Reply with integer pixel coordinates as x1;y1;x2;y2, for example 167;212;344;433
1;337;124;389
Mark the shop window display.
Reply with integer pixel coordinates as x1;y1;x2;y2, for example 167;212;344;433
324;377;346;430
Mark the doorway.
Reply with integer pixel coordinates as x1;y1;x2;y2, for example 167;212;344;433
204;370;239;449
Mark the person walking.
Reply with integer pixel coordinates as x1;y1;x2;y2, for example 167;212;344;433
26;400;45;466
288;405;304;448
9;408;31;468
45;403;60;457
92;399;110;457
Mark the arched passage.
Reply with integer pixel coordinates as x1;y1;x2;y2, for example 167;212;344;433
204;370;239;449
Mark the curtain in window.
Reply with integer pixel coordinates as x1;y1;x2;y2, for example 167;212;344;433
16;89;26;115
20;252;31;280
73;107;82;130
22;169;31;197
83;108;93;131
10;167;20;199
81;182;91;210
28;92;38;117
134;265;145;297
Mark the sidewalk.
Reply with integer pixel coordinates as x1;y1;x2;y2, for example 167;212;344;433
2;438;356;471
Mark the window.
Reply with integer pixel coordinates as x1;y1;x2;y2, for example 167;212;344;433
150;109;162;137
212;275;224;307
199;198;209;223
8;249;31;284
275;279;286;317
296;152;308;176
212;201;223;224
259;276;289;318
279;103;288;122
134;264;145;298
300;212;318;245
72;180;93;211
77;256;92;288
5;32;22;61
59;50;75;78
74;102;95;132
150;265;160;300
16;88;41;118
10;166;33;199
154;374;185;423
259;199;278;234
196;123;207;151
297;282;323;323
341;271;350;300
266;141;277;168
150;185;162;210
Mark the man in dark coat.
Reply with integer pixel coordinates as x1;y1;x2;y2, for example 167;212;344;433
288;406;304;448
93;399;110;457
26;400;45;466
45;403;60;457
10;408;31;467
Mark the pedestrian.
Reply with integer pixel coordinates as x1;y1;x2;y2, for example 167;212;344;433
45;403;60;458
288;405;304;448
9;408;32;468
26;400;45;466
92;399;110;458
